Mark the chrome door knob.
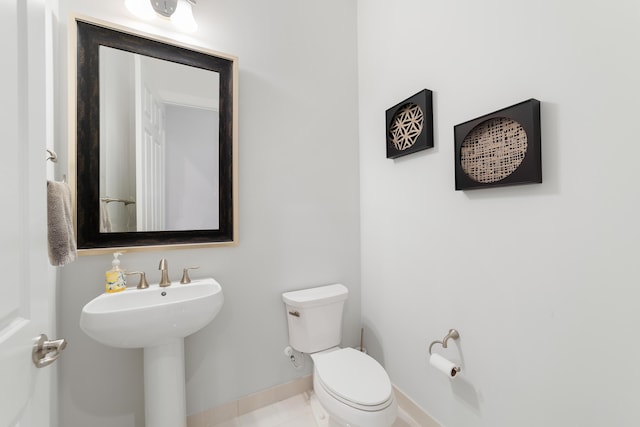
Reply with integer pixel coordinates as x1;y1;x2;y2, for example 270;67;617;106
32;333;67;368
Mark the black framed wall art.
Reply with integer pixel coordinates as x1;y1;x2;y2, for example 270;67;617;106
386;89;434;159
454;98;541;190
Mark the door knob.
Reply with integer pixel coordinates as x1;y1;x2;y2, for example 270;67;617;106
32;333;67;368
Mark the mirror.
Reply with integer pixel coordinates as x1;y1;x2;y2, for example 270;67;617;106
72;18;237;251
99;46;220;233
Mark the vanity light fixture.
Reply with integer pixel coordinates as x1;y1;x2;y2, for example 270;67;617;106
125;0;198;32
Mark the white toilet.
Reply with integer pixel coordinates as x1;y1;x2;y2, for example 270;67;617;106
282;284;397;427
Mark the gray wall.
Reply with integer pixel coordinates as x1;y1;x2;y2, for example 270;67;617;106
56;1;360;426
358;1;640;426
99;47;136;232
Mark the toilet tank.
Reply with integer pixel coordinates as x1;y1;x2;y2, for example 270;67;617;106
282;284;348;353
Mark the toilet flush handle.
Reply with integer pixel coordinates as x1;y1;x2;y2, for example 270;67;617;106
288;310;300;317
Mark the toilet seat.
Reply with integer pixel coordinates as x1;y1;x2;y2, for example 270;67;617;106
312;348;393;411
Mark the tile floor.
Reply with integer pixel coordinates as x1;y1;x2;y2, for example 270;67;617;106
213;392;418;427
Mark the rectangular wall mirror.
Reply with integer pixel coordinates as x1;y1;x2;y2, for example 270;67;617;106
70;17;238;252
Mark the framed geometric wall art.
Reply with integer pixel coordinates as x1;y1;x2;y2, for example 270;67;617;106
386;89;434;159
454;98;541;190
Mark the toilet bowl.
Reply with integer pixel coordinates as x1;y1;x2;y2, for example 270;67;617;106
311;347;397;427
282;284;397;427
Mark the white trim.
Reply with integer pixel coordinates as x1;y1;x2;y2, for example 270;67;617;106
186;377;442;427
187;376;313;426
392;385;442;427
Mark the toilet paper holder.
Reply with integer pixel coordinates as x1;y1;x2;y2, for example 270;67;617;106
428;329;460;355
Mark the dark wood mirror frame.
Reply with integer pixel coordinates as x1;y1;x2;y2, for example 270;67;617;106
71;17;238;253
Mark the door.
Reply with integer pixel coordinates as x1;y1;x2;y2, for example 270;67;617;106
0;0;55;426
135;54;167;232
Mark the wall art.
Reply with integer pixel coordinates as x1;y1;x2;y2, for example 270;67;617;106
386;89;434;159
454;98;541;190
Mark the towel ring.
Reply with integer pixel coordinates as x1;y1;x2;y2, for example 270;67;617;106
428;329;460;355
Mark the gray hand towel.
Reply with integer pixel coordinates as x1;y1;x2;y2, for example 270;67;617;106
47;180;77;266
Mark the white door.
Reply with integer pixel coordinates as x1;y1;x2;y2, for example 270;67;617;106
135;54;166;232
0;1;55;426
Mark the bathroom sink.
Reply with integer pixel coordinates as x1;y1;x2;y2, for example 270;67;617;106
80;277;224;348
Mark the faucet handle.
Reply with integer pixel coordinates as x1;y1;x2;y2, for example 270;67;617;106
126;271;149;289
180;266;200;284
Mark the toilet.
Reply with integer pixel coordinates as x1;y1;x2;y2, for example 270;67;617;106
282;284;397;427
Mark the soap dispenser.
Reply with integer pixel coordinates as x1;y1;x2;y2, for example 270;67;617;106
105;252;127;293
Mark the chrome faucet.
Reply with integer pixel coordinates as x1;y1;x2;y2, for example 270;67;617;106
158;258;171;287
126;271;149;289
180;266;200;284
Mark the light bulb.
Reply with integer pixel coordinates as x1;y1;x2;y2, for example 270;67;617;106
171;0;198;32
125;0;156;21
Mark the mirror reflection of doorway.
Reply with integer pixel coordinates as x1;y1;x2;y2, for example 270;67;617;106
99;46;220;233
164;104;219;231
136;62;165;232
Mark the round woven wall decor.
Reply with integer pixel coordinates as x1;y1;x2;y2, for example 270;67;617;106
460;117;528;183
389;103;424;151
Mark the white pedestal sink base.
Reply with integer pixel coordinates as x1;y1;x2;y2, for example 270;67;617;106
144;338;187;427
80;278;224;427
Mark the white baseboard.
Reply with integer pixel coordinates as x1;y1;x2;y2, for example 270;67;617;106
187;377;440;427
393;385;441;427
187;375;313;426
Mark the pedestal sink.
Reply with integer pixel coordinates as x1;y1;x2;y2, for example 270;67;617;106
80;277;224;427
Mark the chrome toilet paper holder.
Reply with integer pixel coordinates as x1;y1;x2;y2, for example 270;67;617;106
428;329;460;355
